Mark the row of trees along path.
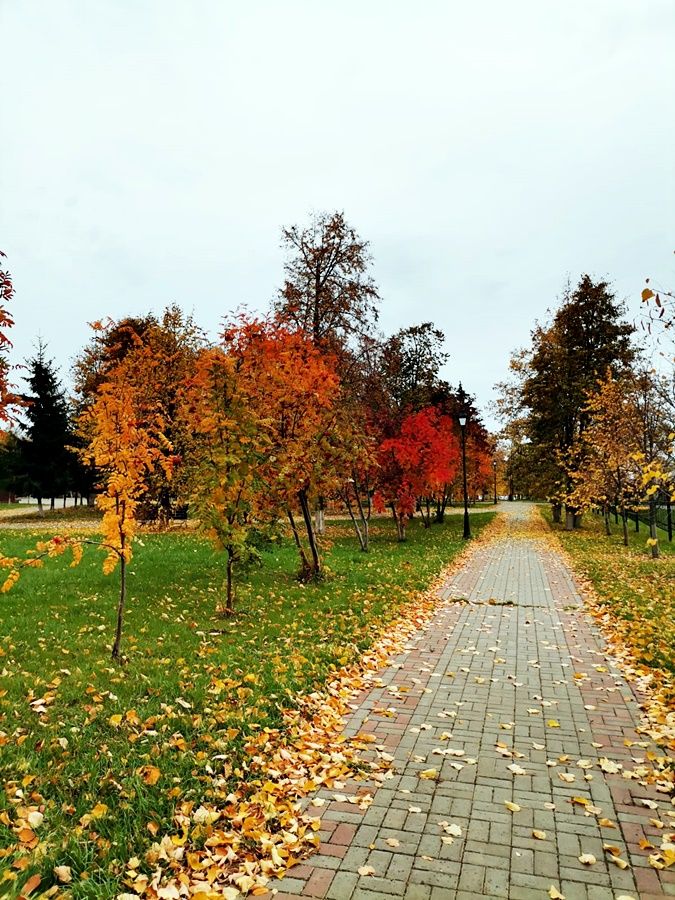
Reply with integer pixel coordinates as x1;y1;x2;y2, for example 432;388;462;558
265;504;674;900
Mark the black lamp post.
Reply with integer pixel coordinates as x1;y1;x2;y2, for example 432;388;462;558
458;414;470;539
493;458;498;505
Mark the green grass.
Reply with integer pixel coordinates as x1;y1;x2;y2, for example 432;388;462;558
540;505;675;681
0;505;102;524
0;512;492;898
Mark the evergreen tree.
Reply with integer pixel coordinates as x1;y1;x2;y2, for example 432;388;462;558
498;275;635;527
20;343;75;512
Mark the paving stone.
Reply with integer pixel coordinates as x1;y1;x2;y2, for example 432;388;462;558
265;504;672;898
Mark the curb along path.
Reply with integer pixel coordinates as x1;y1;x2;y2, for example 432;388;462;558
266;504;674;900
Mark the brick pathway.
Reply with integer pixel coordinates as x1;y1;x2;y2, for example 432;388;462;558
267;504;674;900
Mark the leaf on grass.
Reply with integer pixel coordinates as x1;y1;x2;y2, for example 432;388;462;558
53;866;72;883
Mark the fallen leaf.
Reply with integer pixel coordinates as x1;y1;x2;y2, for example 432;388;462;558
578;853;597;865
533;830;547;840
548;886;565;899
504;801;521;812
53;865;72;883
358;865;376;876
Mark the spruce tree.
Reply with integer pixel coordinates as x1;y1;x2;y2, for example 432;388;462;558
20;343;75;512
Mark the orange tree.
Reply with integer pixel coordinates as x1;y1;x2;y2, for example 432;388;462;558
222;316;342;580
180;346;268;613
376;406;459;540
0;362;173;661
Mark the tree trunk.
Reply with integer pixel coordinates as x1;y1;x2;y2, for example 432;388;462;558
564;506;575;531
287;507;311;576
621;506;629;546
37;496;44;517
344;489;367;552
225;550;234;615
111;550;126;662
603;506;611;535
397;514;406;542
573;512;583;528
552;502;561;524
352;477;369;552
50;496;55;511
298;489;321;577
649;497;660;559
63;495;67;508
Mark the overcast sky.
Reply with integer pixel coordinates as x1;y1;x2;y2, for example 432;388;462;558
2;1;674;427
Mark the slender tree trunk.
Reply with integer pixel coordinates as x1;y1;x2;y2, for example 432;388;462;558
603;505;611;535
564;505;575;531
298;489;321;577
649;497;660;559
621;506;629;546
552;502;561;524
344;490;367;551
50;496;55;511
37;496;44;517
573;512;583;528
63;495;67;508
225;550;234;615
111;548;126;662
287;507;310;575
352;476;369;552
423;498;431;528
397;514;406;542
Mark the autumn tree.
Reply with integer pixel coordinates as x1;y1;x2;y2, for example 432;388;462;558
565;372;646;544
0;251;16;422
376;406;460;540
180;347;267;613
223;316;342;580
380;323;449;415
79;366;174;659
75;306;203;520
274;211;379;349
497;275;635;528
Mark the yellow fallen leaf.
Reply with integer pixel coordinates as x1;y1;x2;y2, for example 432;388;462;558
53;866;72;883
358;865;376;876
419;768;438;780
137;765;161;786
533;830;547;840
578;853;596;865
385;838;400;848
547;719;560;728
109;713;123;727
548;886;565;899
504;801;521;812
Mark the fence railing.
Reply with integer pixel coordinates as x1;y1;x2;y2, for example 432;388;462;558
600;489;673;541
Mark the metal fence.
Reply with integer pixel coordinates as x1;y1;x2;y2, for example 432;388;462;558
604;489;673;541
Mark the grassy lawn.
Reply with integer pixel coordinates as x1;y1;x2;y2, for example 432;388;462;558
0;512;492;898
540;505;675;684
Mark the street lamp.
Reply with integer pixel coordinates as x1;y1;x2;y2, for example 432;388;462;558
493;459;498;505
458;414;470;539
